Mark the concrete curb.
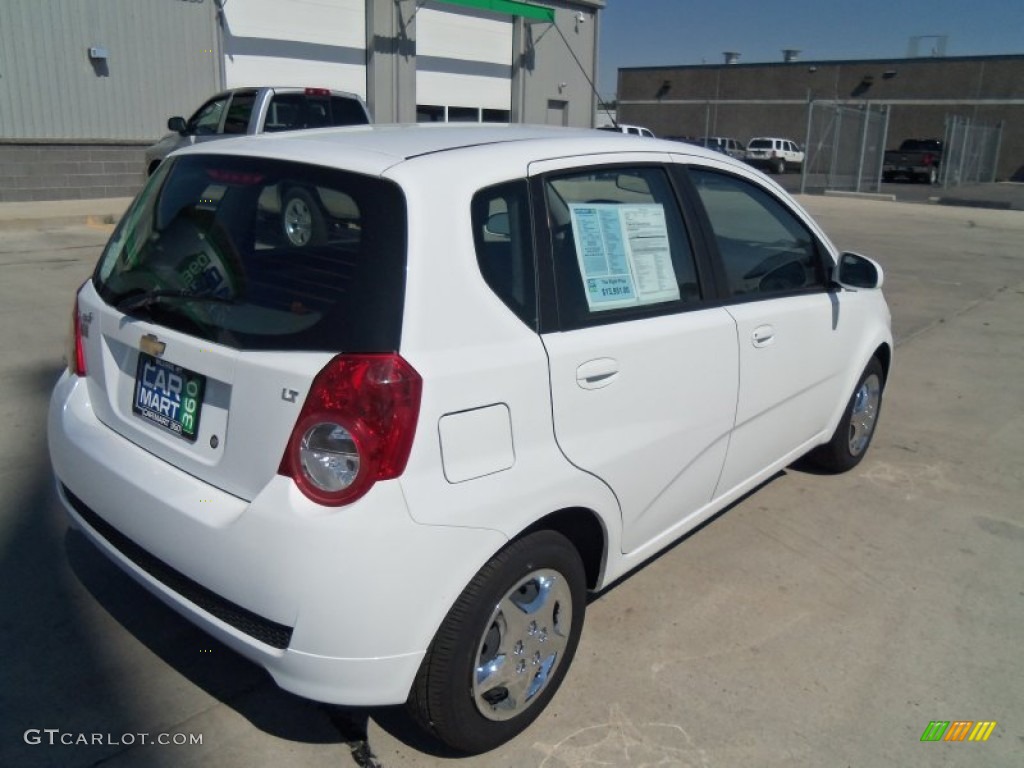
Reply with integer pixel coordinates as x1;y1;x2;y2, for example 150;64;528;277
0;198;132;232
823;190;898;202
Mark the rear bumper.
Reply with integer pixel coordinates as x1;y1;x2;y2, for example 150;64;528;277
48;372;507;705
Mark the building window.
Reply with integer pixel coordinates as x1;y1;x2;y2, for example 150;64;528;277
417;105;445;123
448;106;479;122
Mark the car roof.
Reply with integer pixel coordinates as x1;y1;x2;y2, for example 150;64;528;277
171;123;735;177
199;86;366;103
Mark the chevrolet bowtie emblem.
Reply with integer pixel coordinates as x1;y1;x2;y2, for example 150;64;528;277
140;333;166;358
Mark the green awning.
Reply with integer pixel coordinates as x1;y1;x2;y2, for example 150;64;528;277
432;0;555;23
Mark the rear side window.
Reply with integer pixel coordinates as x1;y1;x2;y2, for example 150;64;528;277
543;166;701;328
471;181;536;327
223;90;257;134
95;155;407;352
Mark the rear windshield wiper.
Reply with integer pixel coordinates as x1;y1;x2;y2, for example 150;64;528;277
115;289;239;313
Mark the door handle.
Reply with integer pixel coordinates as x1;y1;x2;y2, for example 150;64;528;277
576;358;619;389
752;325;775;348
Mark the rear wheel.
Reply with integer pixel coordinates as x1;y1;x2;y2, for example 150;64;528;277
407;530;586;754
808;357;885;472
774;158;786;174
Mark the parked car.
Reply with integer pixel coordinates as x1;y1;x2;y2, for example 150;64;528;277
695;136;746;159
745;137;805;173
144;86;371;175
50;125;891;755
882;138;944;184
598;123;656;137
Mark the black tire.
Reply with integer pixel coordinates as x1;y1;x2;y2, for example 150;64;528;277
281;187;326;247
807;357;885;473
407;530;586;754
774;158;786;174
926;166;938;185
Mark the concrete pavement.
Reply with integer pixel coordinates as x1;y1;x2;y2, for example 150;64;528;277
0;194;1022;767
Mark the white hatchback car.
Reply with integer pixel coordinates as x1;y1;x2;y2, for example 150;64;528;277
49;125;891;754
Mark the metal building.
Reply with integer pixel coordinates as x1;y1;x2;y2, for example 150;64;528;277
0;0;604;202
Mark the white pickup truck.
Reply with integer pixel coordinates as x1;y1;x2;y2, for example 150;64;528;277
145;87;371;175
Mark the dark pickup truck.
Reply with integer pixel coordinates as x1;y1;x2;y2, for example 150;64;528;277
882;139;944;184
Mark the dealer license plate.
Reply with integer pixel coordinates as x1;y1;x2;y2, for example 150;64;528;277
132;353;206;442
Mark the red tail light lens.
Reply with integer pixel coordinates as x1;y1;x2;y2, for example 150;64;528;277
279;354;422;506
67;292;87;376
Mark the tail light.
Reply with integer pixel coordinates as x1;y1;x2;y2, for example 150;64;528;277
922;153;935;166
66;291;87;376
279;354;422;506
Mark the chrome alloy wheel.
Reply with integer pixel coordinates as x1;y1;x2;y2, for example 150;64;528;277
473;568;573;721
848;373;881;456
283;196;313;246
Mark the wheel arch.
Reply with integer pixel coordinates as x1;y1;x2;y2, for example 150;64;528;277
873;341;892;383
518;507;607;591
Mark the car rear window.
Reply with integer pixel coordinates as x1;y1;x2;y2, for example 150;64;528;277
264;93;369;132
94;154;407;353
748;139;773;149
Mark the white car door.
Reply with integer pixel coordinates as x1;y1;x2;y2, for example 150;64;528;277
532;159;739;554
685;168;853;495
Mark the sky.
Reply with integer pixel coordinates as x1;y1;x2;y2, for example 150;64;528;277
596;0;1024;100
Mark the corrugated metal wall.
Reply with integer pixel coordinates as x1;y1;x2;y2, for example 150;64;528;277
222;0;366;95
0;0;221;141
416;7;513;111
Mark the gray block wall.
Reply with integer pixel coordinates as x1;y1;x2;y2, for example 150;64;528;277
0;144;146;202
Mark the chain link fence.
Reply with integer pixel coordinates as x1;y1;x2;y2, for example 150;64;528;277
940;116;1003;188
800;101;890;194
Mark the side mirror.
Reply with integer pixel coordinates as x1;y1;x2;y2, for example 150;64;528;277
834;251;884;290
167;116;188;135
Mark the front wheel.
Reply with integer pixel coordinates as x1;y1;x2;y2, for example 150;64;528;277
808;357;885;472
407;530;586;754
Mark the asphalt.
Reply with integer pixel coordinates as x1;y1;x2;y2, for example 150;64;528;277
0;182;1022;232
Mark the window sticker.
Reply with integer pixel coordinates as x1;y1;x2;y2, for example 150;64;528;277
569;203;680;312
